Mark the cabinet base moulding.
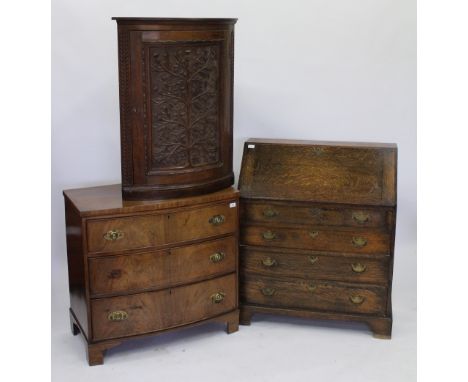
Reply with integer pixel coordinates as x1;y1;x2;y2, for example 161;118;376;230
70;308;239;366
239;305;392;339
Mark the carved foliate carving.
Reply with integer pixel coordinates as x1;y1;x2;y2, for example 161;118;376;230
149;42;221;170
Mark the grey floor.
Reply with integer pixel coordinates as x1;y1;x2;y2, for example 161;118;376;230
52;241;416;382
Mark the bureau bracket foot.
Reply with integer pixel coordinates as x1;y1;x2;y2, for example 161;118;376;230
72;309;240;365
366;317;392;339
239;309;252;326
240;305;393;339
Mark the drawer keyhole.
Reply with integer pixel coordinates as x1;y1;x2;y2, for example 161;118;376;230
108;269;122;279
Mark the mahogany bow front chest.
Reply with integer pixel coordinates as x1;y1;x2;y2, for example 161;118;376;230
64;185;240;365
114;18;237;200
238;139;397;338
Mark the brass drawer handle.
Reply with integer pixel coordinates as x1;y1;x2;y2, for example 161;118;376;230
306;284;317;293
209;214;225;226
349;295;365;305
352;236;368;248
108;310;128;321
261;287;276;296
352;211;370;224
262;257;277;267
262;230;277;240
309;231;319;238
211;292;225;304
263;208;278;218
351;263;367;273
103;229;124;241
308;256;319;264
210;252;225;263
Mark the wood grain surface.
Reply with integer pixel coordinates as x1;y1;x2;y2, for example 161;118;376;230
89;236;237;296
91;273;236;341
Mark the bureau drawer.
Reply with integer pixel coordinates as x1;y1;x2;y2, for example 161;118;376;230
241;274;387;316
87;202;238;254
242;202;387;228
91;273;236;341
241;225;390;254
89;236;237;296
240;247;389;285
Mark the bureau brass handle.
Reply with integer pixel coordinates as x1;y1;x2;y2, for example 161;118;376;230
262;230;277;240
210;252;225;263
351;263;367;273
349;295;365;305
352;211;370;224
352;236;368;248
308;256;319;264
263;208;279;218
261;287;276;296
108;310;128;321
306;284;317;293
209;214;225;226
309;231;319;238
103;229;124;241
262;257;277;267
211;292;225;304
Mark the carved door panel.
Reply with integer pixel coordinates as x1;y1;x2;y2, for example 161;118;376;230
118;24;235;200
148;41;222;172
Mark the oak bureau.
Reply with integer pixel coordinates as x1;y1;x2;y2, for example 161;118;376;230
64;184;239;365
238;139;397;338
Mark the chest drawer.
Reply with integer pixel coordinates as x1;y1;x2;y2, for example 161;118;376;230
241;274;387;316
89;236;237;296
91;273;236;341
242;202;387;229
240;247;389;285
87;202;238;254
241;225;390;254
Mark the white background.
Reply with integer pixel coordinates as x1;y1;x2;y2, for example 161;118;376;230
51;0;416;381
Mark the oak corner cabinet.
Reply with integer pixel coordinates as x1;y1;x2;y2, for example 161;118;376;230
237;139;397;338
113;17;237;200
64;184;239;365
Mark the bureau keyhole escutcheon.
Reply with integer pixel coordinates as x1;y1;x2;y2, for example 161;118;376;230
308;256;319;264
261;287;276;296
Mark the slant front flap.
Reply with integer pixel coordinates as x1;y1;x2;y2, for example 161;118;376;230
238;139;397;206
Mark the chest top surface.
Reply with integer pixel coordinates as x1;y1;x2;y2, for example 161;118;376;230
63;184;239;217
238;139;397;206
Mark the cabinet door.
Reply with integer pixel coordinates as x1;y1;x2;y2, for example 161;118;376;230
118;25;235;199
